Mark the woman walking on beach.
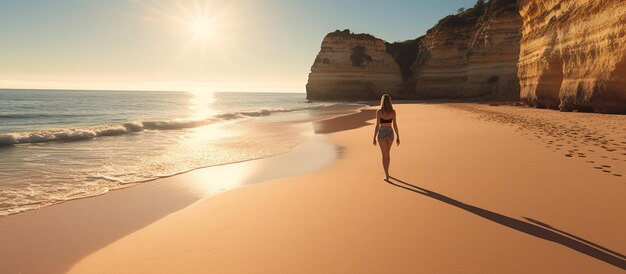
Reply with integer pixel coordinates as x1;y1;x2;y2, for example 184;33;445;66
373;94;400;180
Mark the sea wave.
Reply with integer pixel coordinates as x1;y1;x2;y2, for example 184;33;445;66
0;105;334;146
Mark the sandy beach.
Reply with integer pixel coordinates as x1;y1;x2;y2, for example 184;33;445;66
1;103;624;273
3;0;626;273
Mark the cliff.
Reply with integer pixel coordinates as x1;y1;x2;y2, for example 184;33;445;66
518;0;626;113
412;0;521;99
305;30;404;100
306;0;626;113
306;0;521;100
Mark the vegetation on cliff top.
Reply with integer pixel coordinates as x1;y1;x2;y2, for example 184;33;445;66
434;0;516;30
326;29;379;41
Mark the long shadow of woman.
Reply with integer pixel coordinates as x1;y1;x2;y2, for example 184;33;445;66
385;177;625;270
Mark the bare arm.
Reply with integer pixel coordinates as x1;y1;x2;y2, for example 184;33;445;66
392;111;400;146
373;110;380;146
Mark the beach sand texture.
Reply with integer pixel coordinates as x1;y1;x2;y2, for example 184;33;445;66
2;103;624;273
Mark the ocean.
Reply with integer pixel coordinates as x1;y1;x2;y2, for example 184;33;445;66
0;89;356;216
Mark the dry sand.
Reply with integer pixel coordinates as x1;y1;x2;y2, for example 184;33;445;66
2;103;625;273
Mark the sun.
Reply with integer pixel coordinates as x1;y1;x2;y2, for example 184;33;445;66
135;0;242;58
189;18;214;39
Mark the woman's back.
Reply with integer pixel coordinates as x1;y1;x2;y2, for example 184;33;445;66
374;94;399;181
378;110;395;124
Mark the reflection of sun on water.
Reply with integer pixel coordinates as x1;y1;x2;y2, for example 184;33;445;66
187;161;252;196
189;89;216;120
185;89;238;147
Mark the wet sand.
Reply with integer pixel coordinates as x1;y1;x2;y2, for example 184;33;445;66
0;132;343;273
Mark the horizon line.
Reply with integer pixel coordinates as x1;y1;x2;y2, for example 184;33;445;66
0;87;305;94
0;80;307;93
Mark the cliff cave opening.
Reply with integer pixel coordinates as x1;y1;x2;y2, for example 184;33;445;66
386;38;421;81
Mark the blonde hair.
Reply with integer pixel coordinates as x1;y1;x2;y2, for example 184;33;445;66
379;94;393;113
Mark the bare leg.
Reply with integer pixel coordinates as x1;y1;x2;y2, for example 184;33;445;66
384;137;393;179
378;138;393;180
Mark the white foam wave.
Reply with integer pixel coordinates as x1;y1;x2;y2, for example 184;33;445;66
0;105;336;146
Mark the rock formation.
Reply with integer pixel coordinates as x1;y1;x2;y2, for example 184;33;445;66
305;30;404;100
306;0;626;113
518;0;626;113
307;0;521;100
412;0;521;99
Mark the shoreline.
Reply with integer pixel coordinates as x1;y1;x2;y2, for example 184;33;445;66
0;105;372;273
2;103;624;273
0;103;366;217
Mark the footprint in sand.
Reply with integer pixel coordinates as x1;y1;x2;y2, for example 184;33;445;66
594;166;603;169
602;170;611;173
587;161;595;163
602;165;611;168
614;174;623;177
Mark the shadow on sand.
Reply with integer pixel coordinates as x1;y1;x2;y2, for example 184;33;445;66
385;177;625;270
313;109;376;134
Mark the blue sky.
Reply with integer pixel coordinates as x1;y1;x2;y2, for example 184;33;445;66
0;0;478;92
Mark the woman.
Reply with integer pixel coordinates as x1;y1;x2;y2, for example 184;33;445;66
373;94;400;180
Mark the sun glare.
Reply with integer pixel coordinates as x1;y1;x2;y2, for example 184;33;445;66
189;18;214;39
134;0;244;61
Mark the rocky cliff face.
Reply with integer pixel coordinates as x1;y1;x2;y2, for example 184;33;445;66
306;0;626;113
518;0;626;113
412;0;521;99
306;0;521;100
306;30;404;100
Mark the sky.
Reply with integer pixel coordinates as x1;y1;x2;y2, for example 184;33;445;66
0;0;479;92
